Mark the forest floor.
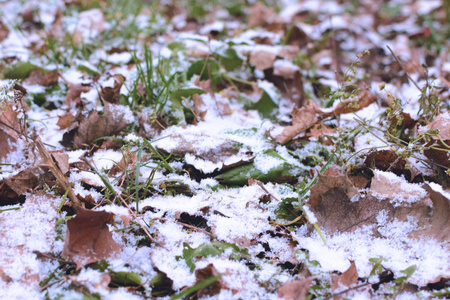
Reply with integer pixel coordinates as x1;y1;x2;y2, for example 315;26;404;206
0;0;449;299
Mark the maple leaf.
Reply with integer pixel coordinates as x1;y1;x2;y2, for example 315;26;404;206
62;208;121;269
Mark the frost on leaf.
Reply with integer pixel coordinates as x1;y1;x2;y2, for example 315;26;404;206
73;103;133;148
275;106;318;145
278;277;315;300
62;208;121;269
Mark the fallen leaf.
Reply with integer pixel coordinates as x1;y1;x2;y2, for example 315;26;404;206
309;173;359;207
419;184;450;242
0;102;20;160
278;277;315;300
332;261;358;291
286;25;308;48
276;105;319;145
3;167;40;195
308;170;450;242
74;103;133;148
51;152;70;175
249;50;277;71
370;170;428;207
60;73;91;107
100;74;126;104
421;112;450;139
56;112;74;130
62;208;121;269
24;69;59;86
0;21;9;42
195;264;226;298
247;2;276;28
423;139;450;169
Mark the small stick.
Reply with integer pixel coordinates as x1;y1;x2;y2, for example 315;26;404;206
323;282;372;300
31;130;83;211
153;217;215;238
33;250;75;265
255;181;281;202
386;45;422;92
117;194;161;246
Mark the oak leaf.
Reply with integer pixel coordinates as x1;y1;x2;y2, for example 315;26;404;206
62;208;121;269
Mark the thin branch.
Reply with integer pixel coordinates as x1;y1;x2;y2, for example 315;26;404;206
31;130;83;211
117;194;161;247
386;45;421;92
323;282;372;300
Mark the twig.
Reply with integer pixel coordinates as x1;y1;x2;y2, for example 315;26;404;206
323;282;372;300
386;45;422;92
33;250;75;265
153;217;216;238
255;181;281;201
117;194;161;247
31;130;83;211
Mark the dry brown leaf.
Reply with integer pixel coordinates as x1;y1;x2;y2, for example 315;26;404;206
60;74;91;107
74;103;133;148
24;69;59;86
57;112;74;130
419;184;450;242
278;45;300;60
0;102;20;160
3;167;40;195
100;74;126;104
309;170;450;242
286;25;308;48
250;51;277;70
332;261;358;291
275;106;319;145
309;173;359;207
195;264;227;298
423;141;450;168
62;208;121;269
423;113;450;139
0;21;9;43
278;277;315;300
247;2;276;28
51;152;70;175
370;170;428;206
